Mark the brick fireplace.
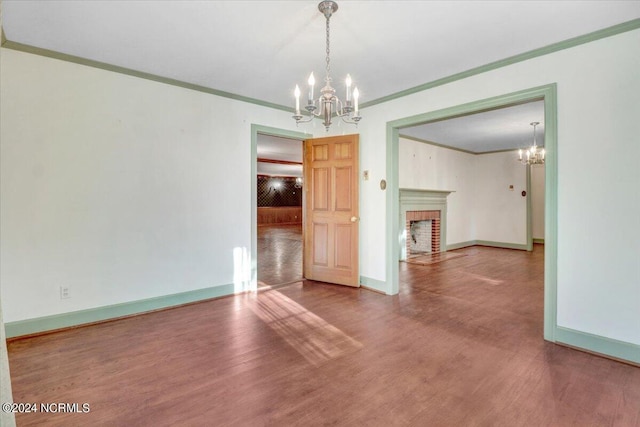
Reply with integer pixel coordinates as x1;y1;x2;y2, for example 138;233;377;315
406;210;441;258
399;188;453;261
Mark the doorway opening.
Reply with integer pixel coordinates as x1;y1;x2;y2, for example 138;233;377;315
251;125;311;291
256;133;305;289
385;84;557;341
398;99;545;252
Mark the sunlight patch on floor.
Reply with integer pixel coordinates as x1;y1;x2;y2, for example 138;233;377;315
233;247;254;293
404;251;466;266
461;271;504;286
246;290;362;366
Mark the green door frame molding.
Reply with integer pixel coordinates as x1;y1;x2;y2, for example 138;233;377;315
385;84;558;342
250;124;312;290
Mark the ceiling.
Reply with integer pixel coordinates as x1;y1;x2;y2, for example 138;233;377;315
257;135;302;177
3;1;639;108
401;100;545;153
3;1;639;157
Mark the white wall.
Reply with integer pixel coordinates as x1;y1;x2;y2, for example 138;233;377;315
474;152;527;245
531;164;545;240
0;48;297;323
355;29;640;345
399;140;528;246
398;138;475;245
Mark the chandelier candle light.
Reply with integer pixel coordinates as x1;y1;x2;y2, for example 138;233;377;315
518;121;545;165
293;1;362;131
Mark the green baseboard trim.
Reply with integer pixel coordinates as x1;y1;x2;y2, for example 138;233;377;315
533;238;545;244
555;326;640;365
5;284;235;339
475;240;529;251
446;241;476;251
360;276;388;294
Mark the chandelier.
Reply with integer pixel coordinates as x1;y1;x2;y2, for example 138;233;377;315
517;121;545;165
292;1;362;131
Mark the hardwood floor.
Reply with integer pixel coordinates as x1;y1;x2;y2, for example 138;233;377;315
257;224;302;287
7;245;640;426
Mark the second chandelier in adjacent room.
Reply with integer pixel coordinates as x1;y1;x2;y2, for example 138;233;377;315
518;121;545;165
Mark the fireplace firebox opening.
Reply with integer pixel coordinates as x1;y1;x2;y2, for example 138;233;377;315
406;210;441;258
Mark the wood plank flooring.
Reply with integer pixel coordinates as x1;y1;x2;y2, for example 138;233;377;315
7;243;640;426
257;224;302;287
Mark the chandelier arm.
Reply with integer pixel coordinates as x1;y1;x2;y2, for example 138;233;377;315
340;116;362;125
334;97;344;116
295;100;323;121
293;113;315;125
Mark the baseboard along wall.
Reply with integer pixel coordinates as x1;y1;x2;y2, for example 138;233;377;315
4;284;235;339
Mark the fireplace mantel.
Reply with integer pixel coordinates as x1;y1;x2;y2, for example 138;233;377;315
399;188;454;202
399;189;454;260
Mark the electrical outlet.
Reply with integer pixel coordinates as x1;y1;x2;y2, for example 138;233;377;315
60;286;70;299
363;170;370;181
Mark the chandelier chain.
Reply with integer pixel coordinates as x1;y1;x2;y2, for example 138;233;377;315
325;12;331;81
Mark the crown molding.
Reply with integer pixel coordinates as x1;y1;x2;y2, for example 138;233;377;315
2;18;638;112
0;39;292;112
362;18;640;109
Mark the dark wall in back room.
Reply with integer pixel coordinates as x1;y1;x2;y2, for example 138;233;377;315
257;175;302;207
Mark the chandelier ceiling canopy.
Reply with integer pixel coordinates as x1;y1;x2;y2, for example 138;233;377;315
292;1;362;132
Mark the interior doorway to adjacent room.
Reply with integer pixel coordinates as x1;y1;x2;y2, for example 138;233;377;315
386;84;556;340
398;99;546;260
256;133;305;288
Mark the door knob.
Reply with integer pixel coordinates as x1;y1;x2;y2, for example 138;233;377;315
350;216;359;222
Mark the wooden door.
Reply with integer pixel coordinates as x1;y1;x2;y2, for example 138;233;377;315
303;134;359;287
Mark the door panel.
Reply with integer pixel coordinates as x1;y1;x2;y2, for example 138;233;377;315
334;224;353;269
304;134;359;287
313;144;329;161
334;167;352;211
312;168;329;211
313;223;329;266
334;142;352;159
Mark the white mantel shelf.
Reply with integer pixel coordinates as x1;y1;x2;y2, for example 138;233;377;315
399;188;455;194
399;189;455;205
